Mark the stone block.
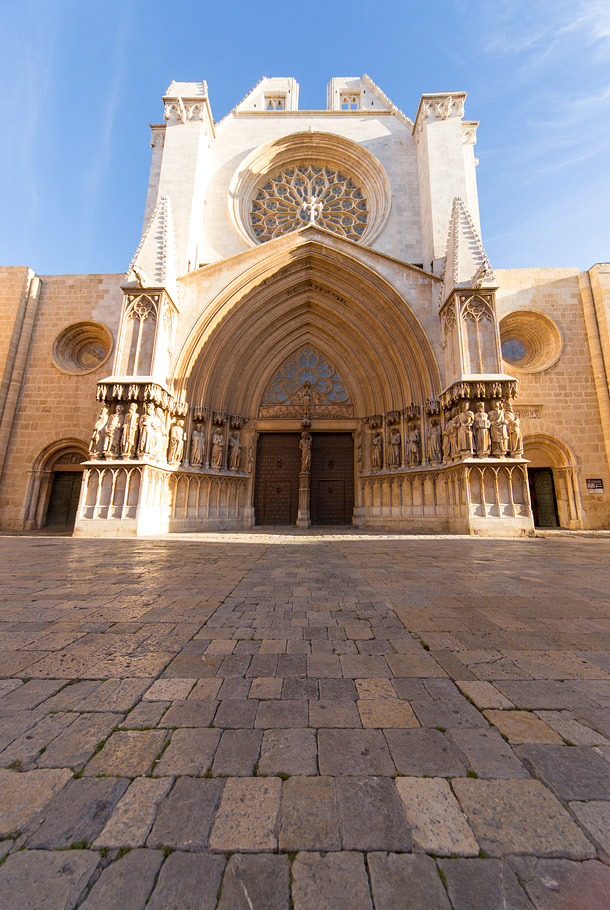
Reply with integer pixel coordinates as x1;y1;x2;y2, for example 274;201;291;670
318;729;395;775
279;776;340;851
517;744;610;800
535;710;610;745
217;854;290;910
337;776;411;851
355;678;396;699
456;680;514;709
309;698;361;727
28;777;129;848
209;777;282;851
511;857;610;910
92;777;172;847
358;698;419;728
395;777;478;856
147;852;226;910
385;728;467;777
292;852;373;910
143;678;196;700
411;697;488;727
0;849;98;910
258;728;318;776
76;678;151;712
255;699;308;728
83;730;166;777
79;848;163;910
37;712;119;770
214;698;258;728
569;801;610;859
437;858;533;909
368;852;452;910
484;710;563;743
212;729;262;776
448;727;529;778
153;728;220;776
0;768;72;837
147;778;223;851
159;699;218;727
249;677;283;699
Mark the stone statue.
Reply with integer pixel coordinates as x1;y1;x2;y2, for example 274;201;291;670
300;432;312;473
155;408;167;460
506;404;524;457
489;400;508;456
89;405;109;456
102;405;124;458
229;433;241;471
137;402;157;457
389;428;401;468
120;402;139;457
473;402;491;456
406;426;421;466
190;423;205;467
428;419;442;463
448;409;460;460
211;429;224;469
371;432;382;469
167;420;185;464
457;401;474;455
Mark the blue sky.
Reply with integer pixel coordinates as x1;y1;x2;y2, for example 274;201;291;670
2;0;608;275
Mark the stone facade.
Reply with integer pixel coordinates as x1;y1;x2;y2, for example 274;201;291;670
0;76;608;535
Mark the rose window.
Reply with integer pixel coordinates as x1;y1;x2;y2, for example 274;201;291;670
250;165;368;243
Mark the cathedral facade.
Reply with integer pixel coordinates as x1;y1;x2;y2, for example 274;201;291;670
1;76;609;535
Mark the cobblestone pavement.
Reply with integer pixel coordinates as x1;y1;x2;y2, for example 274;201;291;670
1;531;610;909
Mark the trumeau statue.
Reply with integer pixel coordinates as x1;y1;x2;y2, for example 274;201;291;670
506;403;524;457
211;429;224;469
428;419;442;463
457;400;474;455
389;428;401;467
371;431;382;469
473;402;491;456
229;433;241;471
190;423;205;467
103;405;124;458
168;420;185;464
489;400;509;456
300;432;312;473
121;402;139;457
89;405;109;456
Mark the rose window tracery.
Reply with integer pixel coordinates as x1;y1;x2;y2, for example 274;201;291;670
250;165;368;243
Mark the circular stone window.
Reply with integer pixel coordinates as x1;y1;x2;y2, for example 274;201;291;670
229;131;391;248
499;311;563;373
52;322;113;375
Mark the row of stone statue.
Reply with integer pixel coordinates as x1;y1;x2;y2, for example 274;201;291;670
368;400;523;470
89;404;242;470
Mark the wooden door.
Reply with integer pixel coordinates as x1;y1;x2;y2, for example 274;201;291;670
528;467;559;527
44;472;82;528
310;433;354;525
254;434;300;525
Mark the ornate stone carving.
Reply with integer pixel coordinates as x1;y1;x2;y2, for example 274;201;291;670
473;402;491;457
150;127;165;149
406;425;421;466
506;404;524;457
137;403;158;457
89;406;109;456
190;424;205;467
299;432;312;473
229;433;242;471
120;402;140;457
457;401;474;455
388;427;401;468
102;405;124;458
371;432;383;469
55;452;86;466
167;420;185;465
259;345;352;418
428;419;442;463
211;429;224;470
488;401;509;457
513;405;542;420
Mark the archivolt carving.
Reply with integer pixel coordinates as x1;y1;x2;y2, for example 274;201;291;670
259;345;353;418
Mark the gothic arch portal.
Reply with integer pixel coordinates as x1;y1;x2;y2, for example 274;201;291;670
24;438;89;530
523;432;584;529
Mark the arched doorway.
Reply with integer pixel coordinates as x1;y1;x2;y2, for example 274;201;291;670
522;434;583;529
24;439;88;531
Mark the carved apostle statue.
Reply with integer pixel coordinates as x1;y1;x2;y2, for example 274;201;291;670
506;404;524;457
102;405;124;458
428;419;442;463
488;401;509;456
299;432;312;473
473;402;491;456
89;405;109;456
137;402;157;457
190;424;205;467
389;428;401;468
406;426;421;466
457;401;475;455
120;402;139;457
371;432;382;469
229;433;241;471
168;420;185;464
211;429;224;469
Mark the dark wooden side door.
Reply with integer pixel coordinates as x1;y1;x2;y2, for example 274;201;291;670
44;471;83;528
528;467;559;527
254;434;301;525
310;433;354;525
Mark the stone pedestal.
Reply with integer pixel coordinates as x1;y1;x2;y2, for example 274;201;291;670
296;471;311;529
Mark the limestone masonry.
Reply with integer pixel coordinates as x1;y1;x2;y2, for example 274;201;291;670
1;75;608;534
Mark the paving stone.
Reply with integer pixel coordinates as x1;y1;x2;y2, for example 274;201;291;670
292;851;373;910
120;700;169;729
80;848;163;909
493;681;584;709
255;699;308;727
307;655;343;677
386;653;448;677
569;706;610;738
144;678;196;700
258;729;318;776
209;777;281;851
309;698;361;727
355;678;396;699
432;650;477;680
452;778;597;858
214;698;258;728
147;778;223;851
438;858;533;909
448;727;529;778
319;678;357;699
0;679;22;698
83;729;166;776
0;849;99;910
367;852;452;910
318;729;395;775
0;768;72;836
484;710;563;743
249;676;283;699
534;710;610;745
395;777;478;856
92;777;172;847
511;857;610;910
411;696;488;728
162;654;217;678
76;678;151;712
0;679;66;711
39;680;103;711
456;679;514;709
217;654;252;677
33;712;115;770
391;677;428;699
148;851;226;910
279;776;340;851
340;655;391;678
153;728;220;776
28;776;129;848
337;776;411;851
218;677;251;698
277;654;306;676
283;676;318;699
569;800;610;859
213;729;262;776
159;699;218;728
517;743;610;800
188;678;222;699
358;698;419;728
0;710;77;768
385;728;467;776
217;854;290;910
246;654;279;677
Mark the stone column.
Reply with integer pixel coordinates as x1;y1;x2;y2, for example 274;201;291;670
296;431;311;529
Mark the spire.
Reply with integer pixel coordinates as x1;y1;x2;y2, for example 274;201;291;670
440;197;495;305
125;195;179;303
